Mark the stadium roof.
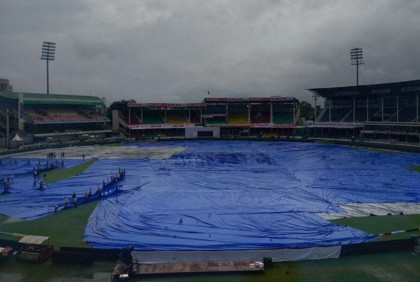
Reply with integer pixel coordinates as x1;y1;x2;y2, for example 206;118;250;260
0;92;103;106
308;79;420;99
203;97;298;103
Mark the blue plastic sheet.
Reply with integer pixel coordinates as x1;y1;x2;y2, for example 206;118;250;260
1;141;420;250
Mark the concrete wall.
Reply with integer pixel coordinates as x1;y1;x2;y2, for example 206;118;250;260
185;127;220;138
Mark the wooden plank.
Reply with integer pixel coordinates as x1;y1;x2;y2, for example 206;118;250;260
135;260;264;275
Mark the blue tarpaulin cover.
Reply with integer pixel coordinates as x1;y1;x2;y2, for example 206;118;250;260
1;141;419;250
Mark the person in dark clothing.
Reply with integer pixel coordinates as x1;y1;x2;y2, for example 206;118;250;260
119;246;134;273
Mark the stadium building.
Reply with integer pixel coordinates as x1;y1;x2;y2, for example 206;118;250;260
120;97;299;139
0;78;13;92
0;92;110;147
307;79;420;143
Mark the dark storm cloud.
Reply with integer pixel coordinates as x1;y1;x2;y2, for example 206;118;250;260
1;0;419;104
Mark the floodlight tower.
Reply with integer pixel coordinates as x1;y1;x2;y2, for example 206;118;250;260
41;41;56;94
350;48;364;86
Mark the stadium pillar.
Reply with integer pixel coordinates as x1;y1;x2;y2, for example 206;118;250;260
416;94;419;122
18;93;24;131
396;95;399;122
381;97;384;122
312;93;319;122
6;108;9;148
270;102;273;123
353;97;355;123
328;100;332;122
47;59;49;94
366;97;369;121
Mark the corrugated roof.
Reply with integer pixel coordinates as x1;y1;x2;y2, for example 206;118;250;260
0;92;103;106
307;79;420;98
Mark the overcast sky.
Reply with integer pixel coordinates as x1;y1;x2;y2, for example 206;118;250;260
1;0;419;104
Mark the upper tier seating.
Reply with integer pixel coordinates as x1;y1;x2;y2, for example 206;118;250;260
165;111;187;124
142;111;164;124
228;112;248;124
273;112;293;123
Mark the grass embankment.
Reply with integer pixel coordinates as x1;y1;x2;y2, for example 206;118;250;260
0;158;99;248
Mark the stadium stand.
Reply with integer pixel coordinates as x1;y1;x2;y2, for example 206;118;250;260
122;97;299;139
227;103;248;124
250;103;270;123
189;109;202;125
308;79;420;143
142;110;165;124
165;110;188;124
205;117;227;125
204;103;228;125
273;104;295;124
0;92;111;147
228;113;248;124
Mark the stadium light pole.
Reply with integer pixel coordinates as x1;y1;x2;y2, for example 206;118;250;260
41;41;56;94
350;48;364;86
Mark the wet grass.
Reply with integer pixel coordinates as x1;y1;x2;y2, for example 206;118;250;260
41;158;97;184
410;165;420;172
1;251;418;282
332;214;420;240
0;258;114;282
0;200;98;249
